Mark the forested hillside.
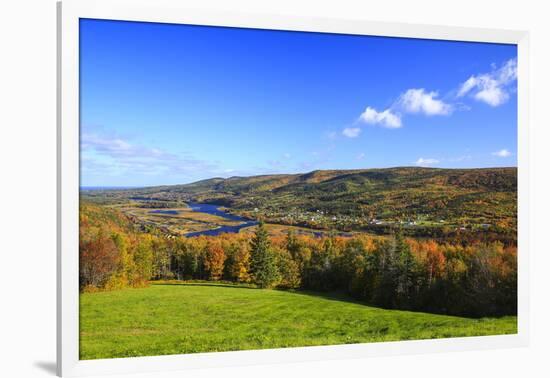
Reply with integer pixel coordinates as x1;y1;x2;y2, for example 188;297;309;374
83;167;517;238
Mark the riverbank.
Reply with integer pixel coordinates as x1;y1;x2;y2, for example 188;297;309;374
116;201;258;237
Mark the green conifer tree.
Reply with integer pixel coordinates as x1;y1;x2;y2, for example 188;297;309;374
250;221;280;288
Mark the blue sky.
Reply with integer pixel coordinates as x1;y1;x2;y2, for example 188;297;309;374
80;19;518;187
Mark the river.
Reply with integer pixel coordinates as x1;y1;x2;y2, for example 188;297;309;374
154;202;259;237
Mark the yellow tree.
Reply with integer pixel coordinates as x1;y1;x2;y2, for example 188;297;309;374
204;240;226;280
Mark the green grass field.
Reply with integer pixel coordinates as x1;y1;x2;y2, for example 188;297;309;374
79;282;517;360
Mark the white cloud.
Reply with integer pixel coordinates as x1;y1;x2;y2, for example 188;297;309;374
355;90;448;130
492;149;512;157
81;130;217;177
359;107;402;128
415;157;439;166
356;152;366;160
283;153;292;159
457;58;517;107
475;86;509;106
342;127;361;138
397;89;453;116
458;76;478;97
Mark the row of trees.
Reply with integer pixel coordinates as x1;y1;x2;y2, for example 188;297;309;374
80;204;517;317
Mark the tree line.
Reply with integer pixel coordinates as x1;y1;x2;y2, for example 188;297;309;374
80;204;516;317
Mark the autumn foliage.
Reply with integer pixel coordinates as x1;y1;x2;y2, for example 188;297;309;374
80;204;517;317
204;240;226;280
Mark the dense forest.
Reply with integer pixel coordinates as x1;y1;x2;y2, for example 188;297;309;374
80;203;516;317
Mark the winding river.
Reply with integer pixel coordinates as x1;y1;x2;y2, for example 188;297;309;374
149;202;258;237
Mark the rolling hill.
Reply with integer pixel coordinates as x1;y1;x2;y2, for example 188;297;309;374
79;282;517;359
82;167;517;235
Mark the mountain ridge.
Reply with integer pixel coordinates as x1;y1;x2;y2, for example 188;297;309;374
82;167;517;235
141;166;517;192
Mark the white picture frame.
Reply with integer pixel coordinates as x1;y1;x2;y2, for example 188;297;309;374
57;0;530;376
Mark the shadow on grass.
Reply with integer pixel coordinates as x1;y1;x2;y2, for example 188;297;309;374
150;280;504;319
285;288;369;306
275;289;516;319
283;289;494;319
152;280;368;306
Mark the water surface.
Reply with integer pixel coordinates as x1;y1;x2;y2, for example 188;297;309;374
185;202;258;237
149;210;180;215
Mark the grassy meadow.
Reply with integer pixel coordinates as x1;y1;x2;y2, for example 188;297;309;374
79;282;517;360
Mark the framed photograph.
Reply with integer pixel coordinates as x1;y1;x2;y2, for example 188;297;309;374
58;0;529;376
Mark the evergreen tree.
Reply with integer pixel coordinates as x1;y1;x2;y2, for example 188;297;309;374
250;221;280;288
372;239;399;308
394;231;417;308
